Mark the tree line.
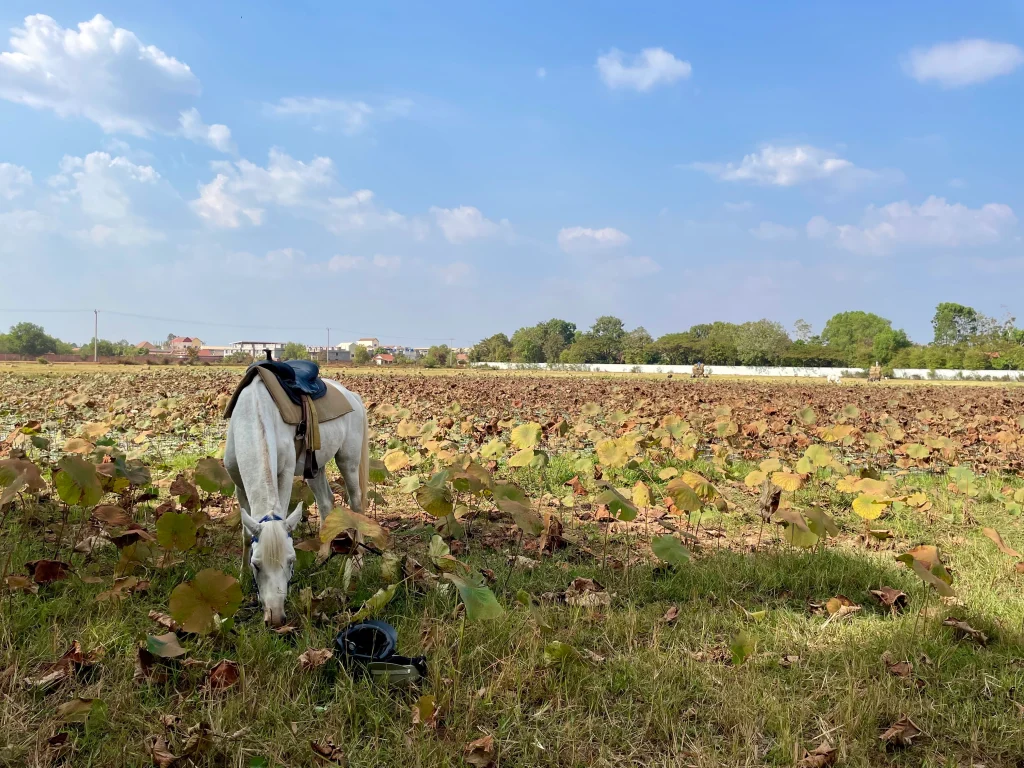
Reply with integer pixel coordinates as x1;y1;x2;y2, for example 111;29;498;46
470;303;1024;371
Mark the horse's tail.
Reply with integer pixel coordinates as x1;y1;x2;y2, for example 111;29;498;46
358;406;370;513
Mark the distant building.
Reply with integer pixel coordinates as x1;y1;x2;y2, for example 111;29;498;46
379;345;419;359
334;341;358;355
456;353;469;365
308;345;352;362
169;336;203;353
357;337;379;350
373;353;394;366
231;341;286;360
199;345;235;359
137;341;156;351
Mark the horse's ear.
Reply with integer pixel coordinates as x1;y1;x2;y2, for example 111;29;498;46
240;510;260;536
285;502;303;532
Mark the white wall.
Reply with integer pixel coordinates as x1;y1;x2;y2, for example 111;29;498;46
471;362;1024;381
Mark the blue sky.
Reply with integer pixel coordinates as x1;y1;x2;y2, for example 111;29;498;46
1;2;1022;347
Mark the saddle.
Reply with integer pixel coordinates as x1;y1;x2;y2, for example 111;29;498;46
250;359;328;403
223;355;353;480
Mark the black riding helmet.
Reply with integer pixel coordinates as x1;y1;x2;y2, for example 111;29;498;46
335;621;427;685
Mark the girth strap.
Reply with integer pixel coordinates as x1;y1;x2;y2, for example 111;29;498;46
297;394;321;480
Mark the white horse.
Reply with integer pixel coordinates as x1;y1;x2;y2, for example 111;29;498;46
224;377;368;626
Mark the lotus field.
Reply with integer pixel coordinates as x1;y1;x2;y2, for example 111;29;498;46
3;366;1024;767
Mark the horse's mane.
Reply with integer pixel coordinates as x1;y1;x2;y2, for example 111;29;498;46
258;520;288;567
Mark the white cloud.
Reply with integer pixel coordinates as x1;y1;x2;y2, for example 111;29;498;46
750;221;798;240
51;151;165;246
689;144;878;187
596;47;691;91
327;253;401;272
0;208;47;235
0;14;200;136
53;151;158;219
536;67;547;79
904;39;1024;88
191;174;264;228
191;149;333;227
266;96;413;134
807;196;1016;255
73;221;163;247
557;226;630;253
0;209;49;253
372;254;401;271
326;190;406;233
430;206;508;244
435;261;473;285
0;162;32;200
178;108;234;153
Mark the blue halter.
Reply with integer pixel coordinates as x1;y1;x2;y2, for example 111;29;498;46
250;514;291;543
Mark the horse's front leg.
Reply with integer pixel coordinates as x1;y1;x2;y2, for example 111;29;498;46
306;471;334;531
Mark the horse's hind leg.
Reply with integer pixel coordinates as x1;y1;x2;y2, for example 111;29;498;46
336;446;363;515
307;471;334;529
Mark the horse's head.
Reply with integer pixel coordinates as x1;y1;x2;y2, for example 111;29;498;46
240;503;303;626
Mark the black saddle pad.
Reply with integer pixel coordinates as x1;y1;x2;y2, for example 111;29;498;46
249;360;327;404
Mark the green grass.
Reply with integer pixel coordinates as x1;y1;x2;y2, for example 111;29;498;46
4;463;1024;767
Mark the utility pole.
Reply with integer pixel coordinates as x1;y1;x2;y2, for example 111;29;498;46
93;310;98;363
326;327;330;364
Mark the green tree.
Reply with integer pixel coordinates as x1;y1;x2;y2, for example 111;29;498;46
470;333;512;362
736;320;791;365
422;344;451;368
651;333;706;364
510;326;546;363
586;316;627;362
3;322;60;356
281;342;309;361
792;318;814;343
539;318;576;363
932;302;980;346
353;346;371;365
559;336;605;364
871;328;911;364
821;311;894;366
622;327;656;364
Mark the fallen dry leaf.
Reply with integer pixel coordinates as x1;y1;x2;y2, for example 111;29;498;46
311;739;346;764
942;618;989;645
870;587;908;612
298;648;333;672
662;605;680;623
56;697;96;723
825;595;861;619
982;527;1020;558
5;574;38;594
411;694;440;729
146;734;178;768
464;734;496;767
206;659;240;690
25;559;71;584
882;652;913;679
796;739;837;767
148;610;180;632
564;577;610;609
134;647;169;684
880;716;922;747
